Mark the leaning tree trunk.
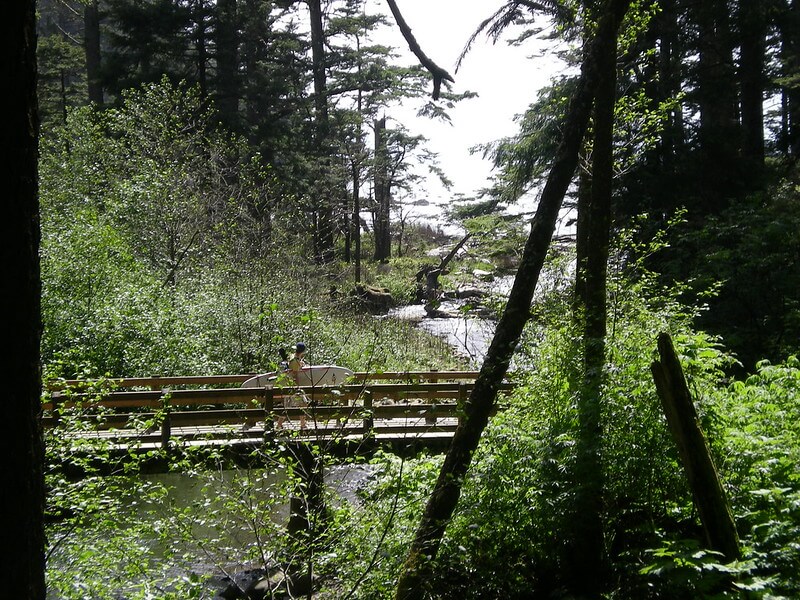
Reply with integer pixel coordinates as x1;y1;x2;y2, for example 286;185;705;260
415;232;472;308
4;1;46;597
650;333;741;561
394;1;632;598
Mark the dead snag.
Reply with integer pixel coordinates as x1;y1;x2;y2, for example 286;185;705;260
650;332;741;561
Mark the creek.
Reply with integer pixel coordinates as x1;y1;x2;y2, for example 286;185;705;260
46;463;377;599
386;274;517;366
388;301;497;366
386;254;570;368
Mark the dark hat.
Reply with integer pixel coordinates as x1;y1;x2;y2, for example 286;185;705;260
294;342;307;352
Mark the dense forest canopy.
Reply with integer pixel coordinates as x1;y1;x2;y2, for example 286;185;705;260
35;0;800;372
15;0;800;598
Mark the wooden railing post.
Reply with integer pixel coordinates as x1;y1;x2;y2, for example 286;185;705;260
264;388;275;435
363;391;374;436
426;369;438;424
51;392;62;426
160;413;171;448
160;390;171;449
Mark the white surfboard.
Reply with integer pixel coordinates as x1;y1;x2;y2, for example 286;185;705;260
242;365;353;388
241;371;280;388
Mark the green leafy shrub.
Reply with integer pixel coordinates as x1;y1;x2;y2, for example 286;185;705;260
322;451;444;598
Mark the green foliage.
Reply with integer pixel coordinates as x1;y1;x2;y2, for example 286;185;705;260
714;358;800;598
32;4;800;594
461;214;527;264
37;33;87;131
325;239;800;598
321;452;444;598
636;539;755;599
672;172;800;370
368;256;424;304
721;357;800;494
44;411;328;600
429;273;700;597
39;79;462;379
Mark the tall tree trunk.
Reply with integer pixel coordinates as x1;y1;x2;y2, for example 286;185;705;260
738;0;766;169
374;116;391;262
352;56;365;282
343;180;352;263
352;161;362;280
84;0;103;105
776;0;800;156
656;0;683;177
193;0;209;98
4;1;45;597
215;0;240;130
393;1;632;597
567;19;617;595
693;0;740;208
308;0;335;263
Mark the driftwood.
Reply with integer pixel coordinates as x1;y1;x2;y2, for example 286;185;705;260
650;332;741;561
352;283;394;313
415;232;473;307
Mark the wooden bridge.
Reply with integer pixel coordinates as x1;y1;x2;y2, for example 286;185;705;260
43;371;514;453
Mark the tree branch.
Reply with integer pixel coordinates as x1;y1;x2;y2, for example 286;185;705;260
385;0;454;99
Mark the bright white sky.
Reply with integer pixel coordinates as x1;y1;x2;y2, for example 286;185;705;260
364;0;567;222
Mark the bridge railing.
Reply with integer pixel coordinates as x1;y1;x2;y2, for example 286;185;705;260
44;370;484;392
42;372;514;448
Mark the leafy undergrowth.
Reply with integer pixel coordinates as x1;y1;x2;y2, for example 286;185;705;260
322;268;800;599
